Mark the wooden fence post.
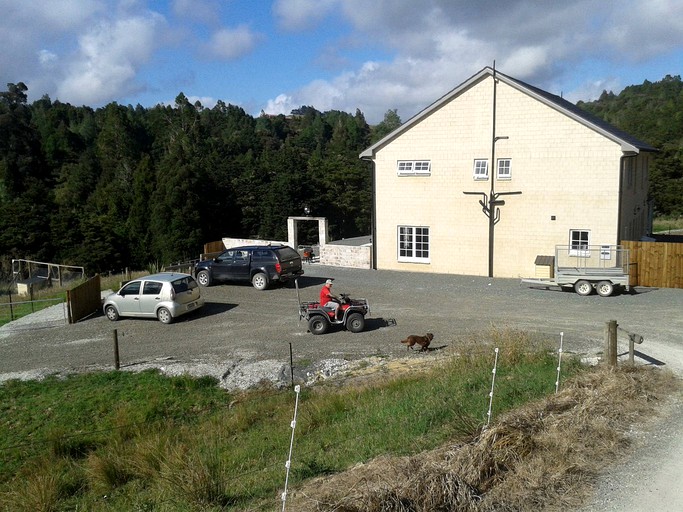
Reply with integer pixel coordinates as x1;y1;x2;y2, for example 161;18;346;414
113;329;120;370
604;320;618;367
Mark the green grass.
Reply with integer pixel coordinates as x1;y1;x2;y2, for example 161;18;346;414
0;333;585;511
653;215;683;233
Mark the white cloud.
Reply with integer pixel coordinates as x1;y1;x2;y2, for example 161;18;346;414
264;0;683;123
56;13;165;105
204;25;262;60
172;0;220;25
264;93;295;115
272;0;338;31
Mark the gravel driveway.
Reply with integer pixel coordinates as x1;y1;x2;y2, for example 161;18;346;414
2;264;682;385
1;264;682;510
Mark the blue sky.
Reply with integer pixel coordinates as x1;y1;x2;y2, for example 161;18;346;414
1;0;682;124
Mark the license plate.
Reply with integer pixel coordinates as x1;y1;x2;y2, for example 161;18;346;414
187;302;195;310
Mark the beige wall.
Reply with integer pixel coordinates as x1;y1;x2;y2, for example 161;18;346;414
373;75;649;278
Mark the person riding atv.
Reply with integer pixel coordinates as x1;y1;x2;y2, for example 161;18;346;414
320;279;342;320
297;279;370;335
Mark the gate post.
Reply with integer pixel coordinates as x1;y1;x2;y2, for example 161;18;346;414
604;320;618;367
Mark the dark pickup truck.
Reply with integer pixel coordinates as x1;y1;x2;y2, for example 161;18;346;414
194;245;303;290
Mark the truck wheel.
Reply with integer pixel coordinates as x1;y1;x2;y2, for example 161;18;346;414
596;281;614;297
346;312;365;333
252;272;269;290
196;270;211;287
574;280;593;296
308;315;329;335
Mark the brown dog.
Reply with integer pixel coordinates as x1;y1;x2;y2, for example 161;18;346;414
401;333;434;352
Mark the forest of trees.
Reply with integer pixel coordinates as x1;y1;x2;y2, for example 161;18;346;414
1;75;681;278
0;85;403;277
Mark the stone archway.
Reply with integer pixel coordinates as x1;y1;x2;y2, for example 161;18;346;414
287;216;328;250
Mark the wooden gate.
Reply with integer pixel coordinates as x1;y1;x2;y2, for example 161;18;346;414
66;274;102;323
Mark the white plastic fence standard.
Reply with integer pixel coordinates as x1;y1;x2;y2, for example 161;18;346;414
281;384;301;511
555;332;564;394
486;347;499;427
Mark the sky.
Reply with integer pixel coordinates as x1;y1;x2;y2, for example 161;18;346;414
1;0;682;124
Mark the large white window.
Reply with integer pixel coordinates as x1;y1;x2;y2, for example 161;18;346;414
473;159;488;180
497;158;511;179
569;229;590;256
397;160;431;176
398;226;430;263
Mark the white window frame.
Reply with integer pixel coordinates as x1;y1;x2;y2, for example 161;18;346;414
569;229;590;257
397;160;431;176
497;158;511;179
398;226;430;263
473;159;488;180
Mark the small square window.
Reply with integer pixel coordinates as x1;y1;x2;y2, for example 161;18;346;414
497;158;511;179
569;230;590;256
473;159;488;180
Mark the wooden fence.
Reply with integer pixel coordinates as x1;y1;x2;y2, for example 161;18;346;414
623;240;683;288
66;274;102;323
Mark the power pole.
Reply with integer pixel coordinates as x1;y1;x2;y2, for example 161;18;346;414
464;62;521;277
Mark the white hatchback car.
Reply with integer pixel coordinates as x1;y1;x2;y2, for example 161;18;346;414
103;272;205;324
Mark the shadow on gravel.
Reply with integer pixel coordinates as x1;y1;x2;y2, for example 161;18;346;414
292;276;329;289
364;317;398;332
196;302;237;319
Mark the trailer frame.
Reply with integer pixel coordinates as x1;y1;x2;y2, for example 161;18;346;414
521;245;630;296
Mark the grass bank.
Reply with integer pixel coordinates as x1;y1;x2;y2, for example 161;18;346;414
0;331;587;511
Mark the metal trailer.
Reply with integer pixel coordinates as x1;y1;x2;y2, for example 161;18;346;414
520;245;630;297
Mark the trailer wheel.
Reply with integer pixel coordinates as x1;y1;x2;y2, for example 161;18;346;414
596;281;614;297
574;280;593;296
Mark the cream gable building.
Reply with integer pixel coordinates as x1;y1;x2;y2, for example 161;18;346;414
360;67;656;278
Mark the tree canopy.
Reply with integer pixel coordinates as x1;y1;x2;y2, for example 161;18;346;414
0;86;386;276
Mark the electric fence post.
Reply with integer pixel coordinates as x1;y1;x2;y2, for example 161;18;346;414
281;384;301;511
486;347;499;427
555;332;564;394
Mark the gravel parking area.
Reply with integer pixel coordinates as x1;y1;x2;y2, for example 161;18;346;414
1;264;682;387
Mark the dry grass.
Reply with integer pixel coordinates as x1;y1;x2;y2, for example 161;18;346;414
288;365;681;512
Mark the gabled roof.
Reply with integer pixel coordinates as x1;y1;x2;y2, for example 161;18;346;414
359;67;657;159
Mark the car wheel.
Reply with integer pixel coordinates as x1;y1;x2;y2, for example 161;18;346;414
196;270;211;287
596;281;614;297
252;272;269;290
308;315;329;335
346;312;365;333
105;305;119;321
574;280;593;296
157;307;173;324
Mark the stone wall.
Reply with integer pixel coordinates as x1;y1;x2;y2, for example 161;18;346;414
319;244;372;269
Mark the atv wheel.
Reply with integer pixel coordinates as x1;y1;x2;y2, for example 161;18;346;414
346;312;365;333
308;315;329;335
